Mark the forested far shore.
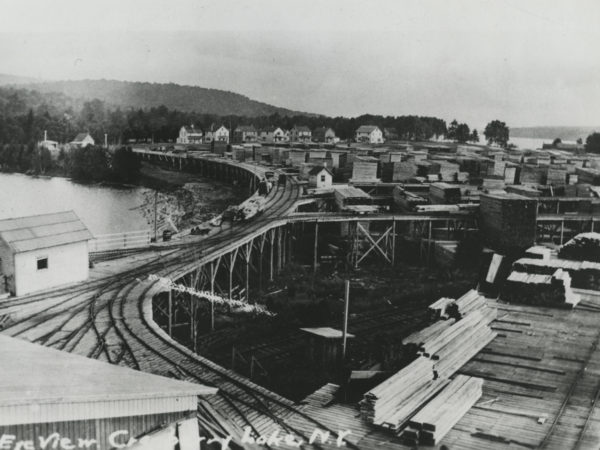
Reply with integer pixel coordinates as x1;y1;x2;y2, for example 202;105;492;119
0;86;449;146
0;144;141;184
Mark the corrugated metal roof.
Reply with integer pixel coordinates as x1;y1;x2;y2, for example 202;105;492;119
0;335;216;425
0;211;93;253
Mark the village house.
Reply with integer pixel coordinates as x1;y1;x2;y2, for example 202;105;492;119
308;166;333;189
312;127;337;143
233;125;258;143
203;125;230;144
258;126;286;143
176;125;203;144
355;125;384;144
69;133;95;148
0;211;93;296
290;125;312;143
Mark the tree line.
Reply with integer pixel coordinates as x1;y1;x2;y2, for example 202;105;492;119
0;87;453;145
0;141;140;183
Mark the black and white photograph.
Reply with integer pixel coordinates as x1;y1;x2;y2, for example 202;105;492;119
1;0;600;448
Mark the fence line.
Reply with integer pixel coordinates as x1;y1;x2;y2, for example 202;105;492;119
89;229;152;253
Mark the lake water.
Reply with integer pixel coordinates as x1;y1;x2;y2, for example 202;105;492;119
0;173;150;236
508;136;579;150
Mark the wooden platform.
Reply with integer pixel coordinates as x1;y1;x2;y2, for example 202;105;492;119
442;296;600;449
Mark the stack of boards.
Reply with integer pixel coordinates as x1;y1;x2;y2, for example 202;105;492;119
504;268;580;308
403;375;483;446
359;289;494;441
558;232;600;263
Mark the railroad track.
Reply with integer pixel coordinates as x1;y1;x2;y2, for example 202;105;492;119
1;162;354;445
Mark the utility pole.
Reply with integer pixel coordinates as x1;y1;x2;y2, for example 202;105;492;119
342;280;350;361
154;190;158;242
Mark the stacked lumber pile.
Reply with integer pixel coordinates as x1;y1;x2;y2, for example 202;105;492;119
429;182;461;204
504;165;519;184
547;167;567;185
505;184;541;197
427;297;456;321
287;150;308;167
576;167;600;185
513;256;600;290
438;161;460;181
409;150;428;162
402;375;483;446
524;245;551;260
361;290;496;439
359;357;449;431
479;192;538;254
423;289;489;323
426;309;497;378
404;319;457;352
416;161;441;177
558;232;600;262
490;160;506;177
481;177;505;190
393;161;418;181
455;289;491;316
351;156;380;182
520;165;547;184
456;157;482;177
392;186;428;212
457;171;469;182
503;269;580;308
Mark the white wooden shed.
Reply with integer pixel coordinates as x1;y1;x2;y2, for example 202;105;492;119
0;211;93;296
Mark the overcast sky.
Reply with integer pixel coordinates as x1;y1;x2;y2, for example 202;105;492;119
1;0;599;129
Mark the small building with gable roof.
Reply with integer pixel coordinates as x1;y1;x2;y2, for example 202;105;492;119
308;166;333;188
355;125;384;144
177;125;203;144
0;211;93;296
69;133;95;148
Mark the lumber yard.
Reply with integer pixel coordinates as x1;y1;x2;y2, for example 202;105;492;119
3;140;600;450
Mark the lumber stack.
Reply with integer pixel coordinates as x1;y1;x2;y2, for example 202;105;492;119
547;167;567;186
404;319;457;351
402;375;483;446
416;161;441;177
479;192;537;254
481;177;505;190
558;232;600;263
504;165;519;184
503;269;580;308
360;357;439;428
520;165;547;184
431;315;497;378
455;289;493;317
392;186;428;212
351;156;380;182
576;167;600;185
417;309;494;357
457;171;469;182
427;297;455;321
438;161;460;182
392;161;418;181
429;182;461;204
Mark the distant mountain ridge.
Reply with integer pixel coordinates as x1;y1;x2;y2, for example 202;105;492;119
0;73;43;85
511;126;599;141
0;76;314;117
